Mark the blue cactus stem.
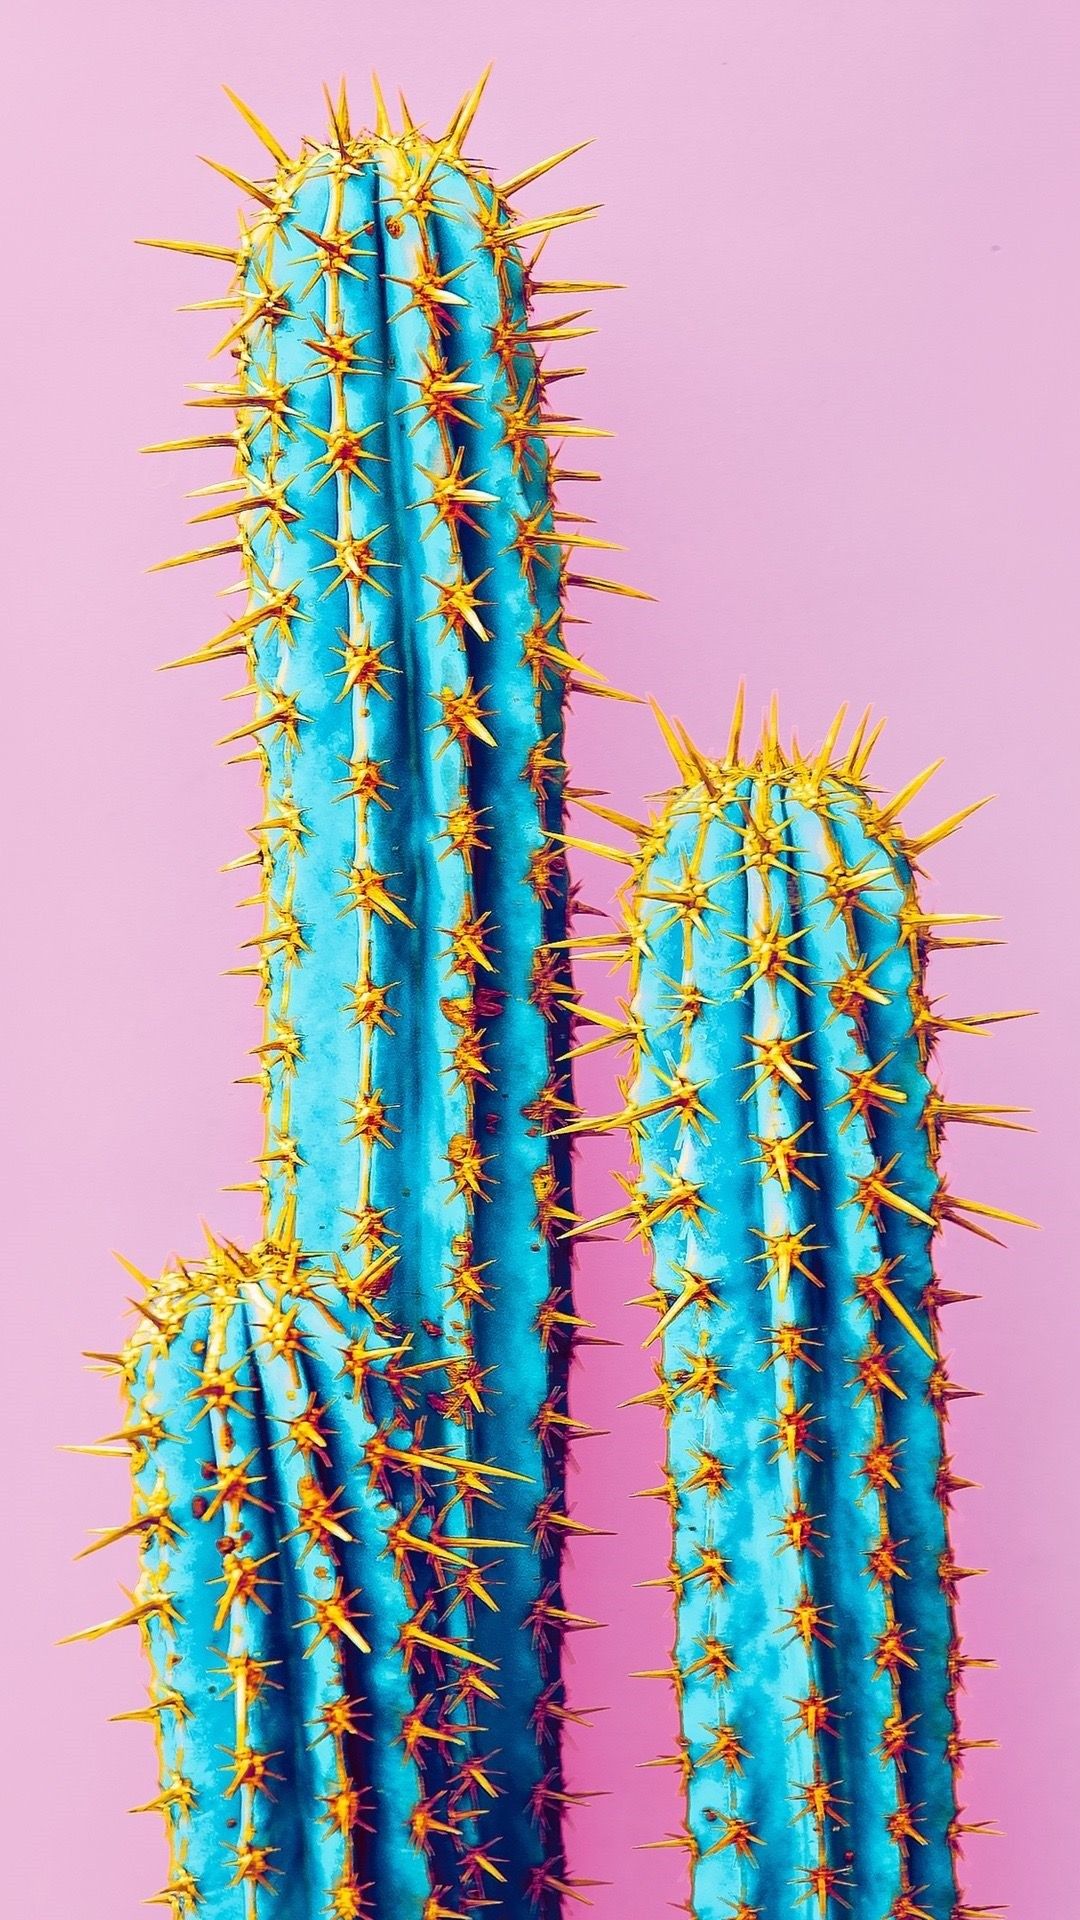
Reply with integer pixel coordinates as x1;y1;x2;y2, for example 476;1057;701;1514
77;76;637;1920
579;701;1028;1920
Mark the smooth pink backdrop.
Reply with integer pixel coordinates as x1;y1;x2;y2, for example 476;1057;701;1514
7;5;1078;1914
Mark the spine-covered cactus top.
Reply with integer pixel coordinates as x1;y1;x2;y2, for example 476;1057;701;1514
75;76;640;1920
567;698;1030;1920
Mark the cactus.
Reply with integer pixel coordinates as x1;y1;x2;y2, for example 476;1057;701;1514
72;75;641;1918
566;696;1031;1920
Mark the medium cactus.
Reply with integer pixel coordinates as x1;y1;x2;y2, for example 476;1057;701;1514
567;696;1031;1920
73;75;640;1918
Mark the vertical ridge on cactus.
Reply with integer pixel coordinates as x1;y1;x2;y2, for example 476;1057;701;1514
75;75;638;1918
571;696;1030;1920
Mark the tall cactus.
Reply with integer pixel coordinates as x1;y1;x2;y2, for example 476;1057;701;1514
567;697;1030;1920
73;75;639;1918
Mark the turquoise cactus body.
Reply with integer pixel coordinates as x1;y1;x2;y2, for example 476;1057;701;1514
116;1239;433;1919
77;78;633;1919
579;704;1029;1920
71;68;1021;1920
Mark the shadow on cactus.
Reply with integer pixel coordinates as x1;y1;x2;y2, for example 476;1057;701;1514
68;72;646;1919
563;692;1033;1920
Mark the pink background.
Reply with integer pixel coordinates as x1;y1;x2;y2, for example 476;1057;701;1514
7;4;1078;1913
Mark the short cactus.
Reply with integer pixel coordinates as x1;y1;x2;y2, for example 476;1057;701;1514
567;696;1031;1920
73;75;640;1918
